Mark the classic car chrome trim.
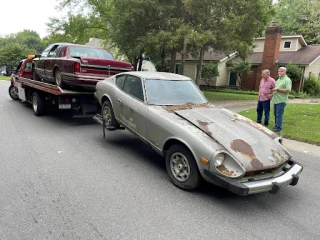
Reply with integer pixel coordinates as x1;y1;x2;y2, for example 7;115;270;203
204;161;303;196
81;64;131;71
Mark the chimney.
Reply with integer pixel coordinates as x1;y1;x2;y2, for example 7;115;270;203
255;22;282;90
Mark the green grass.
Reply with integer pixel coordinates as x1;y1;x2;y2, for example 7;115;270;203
0;76;11;81
239;104;320;145
203;90;258;101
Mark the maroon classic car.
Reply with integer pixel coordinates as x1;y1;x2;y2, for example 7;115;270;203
32;43;133;90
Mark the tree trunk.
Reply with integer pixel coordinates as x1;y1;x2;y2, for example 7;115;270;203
133;57;139;71
138;54;143;71
195;47;205;85
169;48;177;73
160;49;166;72
180;38;187;75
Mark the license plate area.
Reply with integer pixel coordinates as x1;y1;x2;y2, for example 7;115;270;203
59;103;71;109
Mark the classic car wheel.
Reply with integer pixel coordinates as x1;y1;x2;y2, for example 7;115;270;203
9;85;19;100
102;101;119;128
166;144;201;190
32;92;45;116
54;69;65;88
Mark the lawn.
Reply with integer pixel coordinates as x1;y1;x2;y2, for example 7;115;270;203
203;90;258;101
0;76;11;81
239;104;320;145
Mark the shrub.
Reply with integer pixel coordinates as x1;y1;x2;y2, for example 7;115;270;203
303;74;320;96
285;62;303;82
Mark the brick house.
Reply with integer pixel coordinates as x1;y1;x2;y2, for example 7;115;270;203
236;23;320;91
175;23;320;90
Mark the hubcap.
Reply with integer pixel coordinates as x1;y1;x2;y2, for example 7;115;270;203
170;152;190;182
33;95;38;112
10;87;18;98
102;105;112;126
56;71;61;86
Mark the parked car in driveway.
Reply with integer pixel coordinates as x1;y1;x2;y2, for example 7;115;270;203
94;72;303;196
32;43;133;90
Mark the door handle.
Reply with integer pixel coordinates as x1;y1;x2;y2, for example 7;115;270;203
117;98;122;103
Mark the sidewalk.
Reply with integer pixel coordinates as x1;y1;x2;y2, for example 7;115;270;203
211;99;320;158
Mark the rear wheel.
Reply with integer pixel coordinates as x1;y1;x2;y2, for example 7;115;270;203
54;69;65;88
32;92;45;116
33;67;41;81
102;100;119;129
9;85;19;100
166;144;202;190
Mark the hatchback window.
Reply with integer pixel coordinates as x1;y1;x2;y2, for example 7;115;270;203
122;76;144;101
115;75;126;89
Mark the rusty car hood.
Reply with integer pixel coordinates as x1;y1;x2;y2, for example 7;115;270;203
173;106;291;171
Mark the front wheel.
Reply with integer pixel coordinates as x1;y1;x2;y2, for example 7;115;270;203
32;92;45;116
166;144;202;190
9;85;19;100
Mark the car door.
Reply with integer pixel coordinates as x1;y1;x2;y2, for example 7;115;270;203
44;44;61;82
115;75;149;139
36;44;53;80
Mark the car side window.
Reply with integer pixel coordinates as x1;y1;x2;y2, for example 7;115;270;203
41;44;54;57
47;45;60;57
115;75;126;89
24;62;32;70
122;76;144;101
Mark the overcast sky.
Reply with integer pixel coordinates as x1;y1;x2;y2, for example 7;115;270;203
0;0;66;38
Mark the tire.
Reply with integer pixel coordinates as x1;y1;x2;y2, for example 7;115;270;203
8;85;19;100
32;92;45;116
166;144;202;190
102;100;119;128
33;67;41;81
54;69;65;88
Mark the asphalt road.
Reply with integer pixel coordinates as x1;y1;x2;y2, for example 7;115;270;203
1;81;320;240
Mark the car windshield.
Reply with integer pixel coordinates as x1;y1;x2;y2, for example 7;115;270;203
145;79;208;105
69;46;114;60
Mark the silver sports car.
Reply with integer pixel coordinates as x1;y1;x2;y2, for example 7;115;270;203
94;71;303;196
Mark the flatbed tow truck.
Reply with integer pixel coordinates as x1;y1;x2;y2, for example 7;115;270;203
9;57;99;116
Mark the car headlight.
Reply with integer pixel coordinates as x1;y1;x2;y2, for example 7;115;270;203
214;153;225;167
211;151;245;178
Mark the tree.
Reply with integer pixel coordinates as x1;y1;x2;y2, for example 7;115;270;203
201;62;219;89
274;0;320;44
183;0;273;84
228;60;253;89
0;43;34;68
285;61;303;92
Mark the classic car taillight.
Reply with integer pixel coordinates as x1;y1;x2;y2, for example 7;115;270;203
74;62;81;73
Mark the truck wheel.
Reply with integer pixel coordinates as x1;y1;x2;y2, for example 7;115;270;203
9;85;19;100
166;144;201;190
32;92;45;116
102;100;119;128
54;69;65;88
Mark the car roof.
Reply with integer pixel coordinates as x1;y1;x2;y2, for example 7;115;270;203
120;71;192;81
53;42;107;51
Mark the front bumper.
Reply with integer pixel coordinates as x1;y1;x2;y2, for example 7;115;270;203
204;160;303;196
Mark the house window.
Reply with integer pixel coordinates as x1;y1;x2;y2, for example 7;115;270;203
284;41;291;49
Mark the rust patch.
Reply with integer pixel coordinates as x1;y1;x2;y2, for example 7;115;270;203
230;139;264;170
165;102;211;112
216;165;235;177
237;114;278;139
196;119;213;136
